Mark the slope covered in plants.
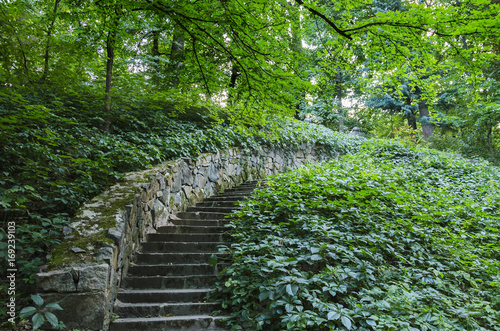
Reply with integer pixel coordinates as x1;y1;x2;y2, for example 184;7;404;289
216;140;500;330
0;89;360;321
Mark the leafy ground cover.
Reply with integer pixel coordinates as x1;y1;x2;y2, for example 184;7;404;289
216;139;500;330
0;87;360;321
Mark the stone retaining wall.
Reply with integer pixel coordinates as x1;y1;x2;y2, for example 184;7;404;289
35;144;334;330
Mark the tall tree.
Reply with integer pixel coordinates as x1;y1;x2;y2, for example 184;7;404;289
39;0;61;83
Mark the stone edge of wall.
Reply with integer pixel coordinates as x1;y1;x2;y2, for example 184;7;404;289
35;144;334;330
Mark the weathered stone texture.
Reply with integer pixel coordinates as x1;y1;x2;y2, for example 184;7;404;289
78;264;110;292
37;269;77;293
37;144;336;330
41;292;109;330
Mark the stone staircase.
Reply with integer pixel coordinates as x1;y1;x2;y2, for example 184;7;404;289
109;182;260;331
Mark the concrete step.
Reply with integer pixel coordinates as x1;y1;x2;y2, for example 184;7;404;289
147;233;229;242
113;302;222;318
127;264;225;277
141;242;228;253
133;252;230;264
109;315;228;331
122;275;217;289
117;289;212;303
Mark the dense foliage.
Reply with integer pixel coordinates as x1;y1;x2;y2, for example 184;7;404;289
0;84;362;322
216;139;500;330
2;0;499;160
2;0;500;327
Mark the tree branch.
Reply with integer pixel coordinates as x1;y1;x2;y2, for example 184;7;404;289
192;38;211;95
295;0;352;40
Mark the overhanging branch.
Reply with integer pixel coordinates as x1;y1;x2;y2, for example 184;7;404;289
295;0;352;40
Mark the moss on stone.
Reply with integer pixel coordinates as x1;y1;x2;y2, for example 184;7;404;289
47;171;154;270
46;146;332;271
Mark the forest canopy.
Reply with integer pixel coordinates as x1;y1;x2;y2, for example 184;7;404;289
1;0;499;137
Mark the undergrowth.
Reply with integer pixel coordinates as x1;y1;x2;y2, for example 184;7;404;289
216;139;500;330
0;87;360;322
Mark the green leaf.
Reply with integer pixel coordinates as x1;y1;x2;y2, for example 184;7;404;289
285;284;298;296
207;254;218;267
341;316;352;330
19;306;37;318
259;290;270;301
32;313;45;330
327;311;341;320
45;303;63;311
31;294;44;306
44;311;59;327
310;254;322;261
310;246;320;254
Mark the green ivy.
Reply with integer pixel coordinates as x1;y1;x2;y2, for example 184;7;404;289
215;139;500;330
0;87;362;322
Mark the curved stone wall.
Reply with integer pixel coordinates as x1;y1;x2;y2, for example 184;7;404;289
35;144;335;330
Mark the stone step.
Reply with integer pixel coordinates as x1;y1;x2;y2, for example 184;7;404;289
176;211;234;219
147;233;229;242
141;242;228;253
195;200;241;208
166;219;229;227
108;182;260;330
221;188;256;194
186;206;240;213
224;183;259;190
117;289;212;303
109;315;228;331
127;264;225;277
208;191;253;197
229;182;259;187
122;275;217;289
113;302;221;318
218;190;255;196
202;194;252;201
134;253;230;264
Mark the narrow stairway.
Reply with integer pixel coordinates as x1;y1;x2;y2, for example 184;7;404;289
109;181;259;331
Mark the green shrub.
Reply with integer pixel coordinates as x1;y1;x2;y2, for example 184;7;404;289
215;140;500;330
19;294;65;330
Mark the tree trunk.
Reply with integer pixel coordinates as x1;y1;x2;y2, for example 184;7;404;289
418;99;433;139
335;71;344;132
228;63;240;106
288;4;303;119
407;113;417;130
169;26;185;88
415;86;433;139
152;29;160;85
404;95;417;130
103;26;118;132
40;0;61;83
